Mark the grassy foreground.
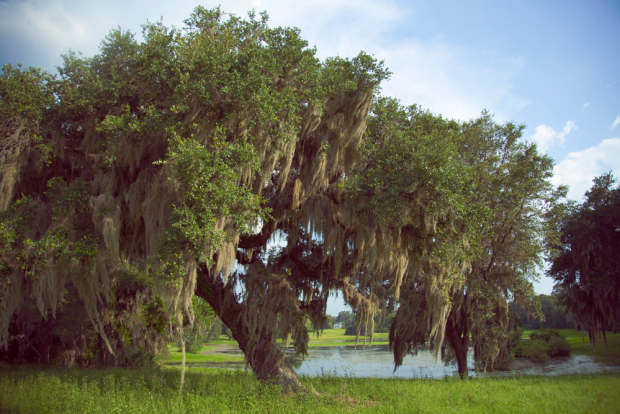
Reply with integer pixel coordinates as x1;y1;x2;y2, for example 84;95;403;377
1;366;619;413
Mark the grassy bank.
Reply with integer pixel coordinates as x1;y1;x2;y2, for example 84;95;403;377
0;366;618;413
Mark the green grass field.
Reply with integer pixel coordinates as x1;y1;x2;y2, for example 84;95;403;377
306;328;389;347
0;366;618;413
166;342;244;364
167;352;245;364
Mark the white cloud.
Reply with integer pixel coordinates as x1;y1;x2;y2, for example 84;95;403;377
610;115;620;130
560;120;576;138
552;138;620;200
583;103;589;109
530;120;576;153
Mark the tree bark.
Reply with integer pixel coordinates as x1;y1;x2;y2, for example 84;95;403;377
445;315;469;379
195;267;305;392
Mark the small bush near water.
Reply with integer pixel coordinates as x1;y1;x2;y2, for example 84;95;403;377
514;328;572;361
1;366;619;413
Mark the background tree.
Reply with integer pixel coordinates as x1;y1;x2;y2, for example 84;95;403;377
181;296;216;353
548;172;620;351
335;311;352;324
369;103;561;378
441;113;561;377
348;97;482;368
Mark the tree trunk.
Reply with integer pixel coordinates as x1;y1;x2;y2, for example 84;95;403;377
195;267;305;392
179;326;186;396
445;316;469;379
38;318;55;363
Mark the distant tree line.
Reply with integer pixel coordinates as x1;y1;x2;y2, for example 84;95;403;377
511;294;573;330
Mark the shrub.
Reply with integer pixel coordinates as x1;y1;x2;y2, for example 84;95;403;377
120;347;159;369
523;340;549;362
512;341;527;358
547;336;571;357
513;329;571;361
344;325;366;336
530;328;562;343
183;332;203;354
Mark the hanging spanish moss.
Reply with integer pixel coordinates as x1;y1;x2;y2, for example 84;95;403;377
0;6;557;389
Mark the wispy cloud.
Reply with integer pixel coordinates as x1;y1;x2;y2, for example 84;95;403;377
0;0;204;70
552;138;620;200
610;115;620;130
583;103;589;109
530;120;576;153
375;41;529;122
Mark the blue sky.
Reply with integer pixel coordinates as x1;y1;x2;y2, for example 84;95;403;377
1;0;618;314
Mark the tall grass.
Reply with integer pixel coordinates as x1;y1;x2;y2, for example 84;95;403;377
1;366;619;413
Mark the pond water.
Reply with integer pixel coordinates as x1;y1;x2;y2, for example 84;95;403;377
285;344;620;379
195;343;620;379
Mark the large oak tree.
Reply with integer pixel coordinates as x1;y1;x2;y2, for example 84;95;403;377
0;6;561;389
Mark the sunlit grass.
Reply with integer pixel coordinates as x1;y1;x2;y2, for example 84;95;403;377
164;330;390;365
1;366;618;413
167;352;245;364
165;342;244;364
308;328;389;342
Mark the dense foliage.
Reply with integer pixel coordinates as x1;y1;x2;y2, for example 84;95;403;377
548;173;620;351
384;108;562;376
